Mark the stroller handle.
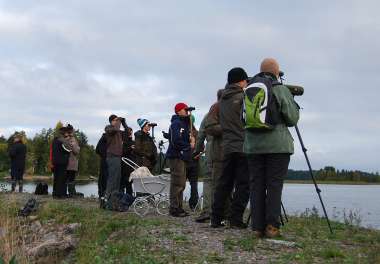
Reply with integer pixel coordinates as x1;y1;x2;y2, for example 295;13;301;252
121;157;141;170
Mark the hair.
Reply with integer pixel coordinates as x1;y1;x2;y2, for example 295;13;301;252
260;58;280;77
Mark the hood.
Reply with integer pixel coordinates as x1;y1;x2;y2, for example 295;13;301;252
171;115;190;123
221;84;243;100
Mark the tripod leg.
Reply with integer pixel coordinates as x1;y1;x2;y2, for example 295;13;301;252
281;202;289;222
295;125;333;234
280;213;285;226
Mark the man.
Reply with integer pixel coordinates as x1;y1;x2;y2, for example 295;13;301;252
166;103;192;217
52;127;72;198
104;114;128;202
96;130;108;200
245;58;299;238
186;115;199;210
66;124;81;197
134;118;158;172
211;67;250;228
8;134;27;192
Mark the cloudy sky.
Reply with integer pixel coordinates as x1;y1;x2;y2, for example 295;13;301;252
1;0;379;172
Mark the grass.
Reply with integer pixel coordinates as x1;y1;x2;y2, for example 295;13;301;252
1;195;380;263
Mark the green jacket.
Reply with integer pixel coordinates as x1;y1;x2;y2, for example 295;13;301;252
195;113;212;164
243;84;299;154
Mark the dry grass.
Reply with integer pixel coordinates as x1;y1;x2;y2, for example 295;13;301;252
0;193;29;264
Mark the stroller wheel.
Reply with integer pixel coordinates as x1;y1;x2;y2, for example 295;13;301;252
133;197;150;217
156;199;170;216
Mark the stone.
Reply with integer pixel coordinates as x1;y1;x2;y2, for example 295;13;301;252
265;239;298;248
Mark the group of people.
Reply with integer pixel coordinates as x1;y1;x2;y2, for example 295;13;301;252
166;58;299;238
7;57;299;238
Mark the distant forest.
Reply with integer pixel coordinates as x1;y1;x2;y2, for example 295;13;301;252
1;125;379;183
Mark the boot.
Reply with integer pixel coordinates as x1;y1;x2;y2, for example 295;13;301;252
265;224;281;238
11;181;16;192
68;182;76;197
18;181;23;193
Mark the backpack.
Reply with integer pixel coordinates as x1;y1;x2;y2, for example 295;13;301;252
243;73;281;131
35;182;49;195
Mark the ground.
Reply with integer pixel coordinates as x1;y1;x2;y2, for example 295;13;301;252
1;192;380;264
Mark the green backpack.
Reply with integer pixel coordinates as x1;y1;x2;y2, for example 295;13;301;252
243;73;281;131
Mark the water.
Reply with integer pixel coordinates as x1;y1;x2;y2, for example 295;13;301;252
1;181;379;229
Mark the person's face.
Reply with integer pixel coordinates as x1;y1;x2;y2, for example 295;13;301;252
111;118;120;127
177;109;188;117
14;137;21;143
64;132;70;139
143;124;151;133
237;80;248;89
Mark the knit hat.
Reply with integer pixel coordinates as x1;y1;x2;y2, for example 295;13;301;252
227;67;248;84
174;102;188;113
109;114;118;123
137;118;149;129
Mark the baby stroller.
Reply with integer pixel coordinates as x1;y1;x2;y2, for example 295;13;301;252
122;157;170;216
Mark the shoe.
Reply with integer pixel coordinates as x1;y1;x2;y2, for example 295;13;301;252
210;219;225;228
178;208;190;216
265;224;281;238
195;213;210;223
229;220;248;229
169;210;187;217
253;230;264;238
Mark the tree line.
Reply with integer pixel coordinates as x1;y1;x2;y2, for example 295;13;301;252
287;166;380;183
0;122;99;178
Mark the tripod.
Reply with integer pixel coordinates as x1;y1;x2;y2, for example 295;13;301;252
295;124;333;234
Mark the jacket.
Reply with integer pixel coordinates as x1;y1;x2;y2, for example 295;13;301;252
52;136;71;166
195;113;212;164
134;130;157;170
105;125;124;157
166;115;191;161
244;84;300;154
9;142;27;172
219;84;245;154
67;136;80;171
205;102;224;162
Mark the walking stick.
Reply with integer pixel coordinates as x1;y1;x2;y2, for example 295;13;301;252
295;124;333;234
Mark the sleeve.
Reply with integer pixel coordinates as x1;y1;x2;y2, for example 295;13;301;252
170;121;189;151
204;113;223;137
71;138;80;155
95;134;107;157
275;86;300;127
195;115;207;153
105;125;118;135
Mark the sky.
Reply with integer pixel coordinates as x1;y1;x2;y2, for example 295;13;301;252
1;0;379;172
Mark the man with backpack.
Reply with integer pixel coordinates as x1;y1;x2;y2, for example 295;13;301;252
244;58;299;238
211;68;250;228
166;103;192;217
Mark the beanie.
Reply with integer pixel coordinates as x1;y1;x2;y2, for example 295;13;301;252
174;102;188;113
227;67;248;84
137;118;149;129
109;114;118;123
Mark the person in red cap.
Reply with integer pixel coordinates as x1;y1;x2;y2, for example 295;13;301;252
166;102;193;217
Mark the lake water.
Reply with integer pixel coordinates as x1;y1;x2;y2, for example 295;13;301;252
1;181;379;229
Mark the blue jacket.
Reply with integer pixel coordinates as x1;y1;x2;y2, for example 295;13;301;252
166;115;191;161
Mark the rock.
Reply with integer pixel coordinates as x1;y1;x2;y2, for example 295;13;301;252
28;215;39;221
63;223;81;234
0;227;6;238
265;239;298;248
31;220;42;231
27;237;76;259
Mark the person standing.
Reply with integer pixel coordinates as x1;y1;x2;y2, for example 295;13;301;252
166;103;192;217
245;58;299;238
8;134;27;192
186;115;200;210
134;118;158;172
96;131;108;200
211;67;250;228
121;127;135;195
66;124;81;197
104;114;128;201
52;127;72;198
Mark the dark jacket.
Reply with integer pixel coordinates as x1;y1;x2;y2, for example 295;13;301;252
105;125;124;157
52;136;71;166
9;142;27;175
219;84;245;154
134;130;157;170
166;115;191;161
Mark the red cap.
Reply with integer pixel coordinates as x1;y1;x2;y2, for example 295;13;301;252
174;102;188;113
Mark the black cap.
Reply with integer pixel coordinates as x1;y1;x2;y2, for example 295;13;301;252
227;67;248;84
109;114;118;123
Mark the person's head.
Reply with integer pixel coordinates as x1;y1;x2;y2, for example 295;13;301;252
59;127;70;138
174;103;189;117
13;134;22;143
109;114;120;126
227;67;248;88
66;124;74;136
137;118;151;133
260;58;280;78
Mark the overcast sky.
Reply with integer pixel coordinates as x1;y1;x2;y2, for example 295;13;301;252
1;0;379;172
